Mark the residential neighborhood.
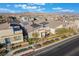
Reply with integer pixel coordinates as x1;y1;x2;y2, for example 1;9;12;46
0;3;79;56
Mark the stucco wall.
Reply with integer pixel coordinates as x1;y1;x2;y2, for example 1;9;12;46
0;28;23;44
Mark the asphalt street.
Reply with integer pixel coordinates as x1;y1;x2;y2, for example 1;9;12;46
32;35;79;56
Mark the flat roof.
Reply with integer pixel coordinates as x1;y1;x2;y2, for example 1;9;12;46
21;18;64;33
0;23;10;30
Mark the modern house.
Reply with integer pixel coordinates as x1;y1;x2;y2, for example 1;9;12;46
0;22;24;50
8;16;28;41
20;16;64;38
63;20;79;30
0;16;29;50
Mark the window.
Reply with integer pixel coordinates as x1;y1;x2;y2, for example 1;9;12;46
4;38;11;44
14;36;21;41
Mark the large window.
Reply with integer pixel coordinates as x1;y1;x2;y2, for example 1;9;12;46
4;38;11;44
14;36;22;41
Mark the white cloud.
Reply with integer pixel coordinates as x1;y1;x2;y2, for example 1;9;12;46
26;6;37;9
52;7;74;12
60;9;74;12
15;4;27;9
15;4;37;10
36;8;45;12
14;4;45;12
26;6;45;12
15;4;38;9
26;3;46;6
32;3;46;5
52;7;63;10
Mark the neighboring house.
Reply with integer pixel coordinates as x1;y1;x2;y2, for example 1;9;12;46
20;16;64;38
74;20;79;29
63;20;78;29
28;27;50;38
0;23;24;47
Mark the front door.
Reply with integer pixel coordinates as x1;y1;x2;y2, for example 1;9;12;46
4;38;11;51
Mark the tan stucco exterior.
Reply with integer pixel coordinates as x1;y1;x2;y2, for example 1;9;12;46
0;28;23;44
28;25;63;38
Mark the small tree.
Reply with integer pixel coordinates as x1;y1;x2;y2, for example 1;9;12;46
68;27;75;33
55;28;68;34
32;32;39;38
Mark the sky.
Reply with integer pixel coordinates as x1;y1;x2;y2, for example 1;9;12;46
0;3;79;13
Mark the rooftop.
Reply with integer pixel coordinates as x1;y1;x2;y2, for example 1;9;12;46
0;15;64;33
21;17;64;33
0;23;10;30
